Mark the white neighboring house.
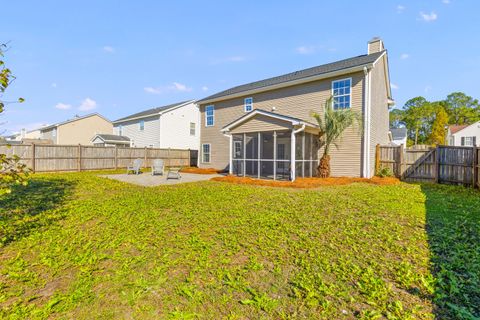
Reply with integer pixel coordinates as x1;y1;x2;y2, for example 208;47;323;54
389;128;407;146
113;100;199;149
91;134;131;147
447;121;480;146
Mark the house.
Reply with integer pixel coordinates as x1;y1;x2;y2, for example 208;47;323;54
40;113;112;145
389;127;407;146
91;134;130;147
447;121;480;146
197;37;394;180
112;100;199;149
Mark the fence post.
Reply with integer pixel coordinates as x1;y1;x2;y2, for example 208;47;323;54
144;147;147;168
473;145;478;188
375;144;380;175
399;144;404;178
434;145;439;184
114;145;118;169
78;144;82;172
31;143;36;173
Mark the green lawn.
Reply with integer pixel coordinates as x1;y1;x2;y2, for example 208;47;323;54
0;173;479;319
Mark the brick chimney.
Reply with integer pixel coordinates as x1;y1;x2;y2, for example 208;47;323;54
368;37;384;54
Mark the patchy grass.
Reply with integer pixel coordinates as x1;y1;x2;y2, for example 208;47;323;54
0;172;478;319
211;175;400;188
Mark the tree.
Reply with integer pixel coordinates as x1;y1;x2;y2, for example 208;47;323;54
312;97;362;178
428;104;449;145
389;108;405;128
444;92;480;125
0;43;28;195
401;97;435;146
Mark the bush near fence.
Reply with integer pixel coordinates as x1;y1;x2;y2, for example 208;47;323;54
0;144;194;172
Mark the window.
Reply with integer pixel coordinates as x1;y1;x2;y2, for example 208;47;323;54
52;128;57;137
118;125;123;136
332;78;352;110
205;105;214;127
462;136;476;146
234;141;242;158
244;97;253;112
190;122;196;136
202;143;211;163
139;120;145;131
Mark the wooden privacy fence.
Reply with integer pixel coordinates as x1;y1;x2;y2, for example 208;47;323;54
376;144;480;188
0;144;194;173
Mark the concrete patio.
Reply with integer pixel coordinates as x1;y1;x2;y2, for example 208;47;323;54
101;172;222;187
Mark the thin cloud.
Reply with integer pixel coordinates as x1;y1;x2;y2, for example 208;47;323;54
144;82;192;95
420;11;438;22
296;46;316;55
103;46;115;53
442;0;450;4
201;86;209;92
78;98;97;111
400;53;410;60
391;83;399;90
397;5;405;13
55;103;72;110
51;83;57;88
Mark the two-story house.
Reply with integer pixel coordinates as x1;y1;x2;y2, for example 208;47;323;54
197;38;394;180
112;100;199;149
40;113;112;145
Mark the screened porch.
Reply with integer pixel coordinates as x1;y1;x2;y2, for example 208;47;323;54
230;130;320;180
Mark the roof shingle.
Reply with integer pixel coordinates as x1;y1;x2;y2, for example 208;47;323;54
113;100;193;123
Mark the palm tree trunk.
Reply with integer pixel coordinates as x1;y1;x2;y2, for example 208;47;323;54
317;154;331;178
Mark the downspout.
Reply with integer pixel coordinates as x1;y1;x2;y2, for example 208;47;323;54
291;124;306;182
363;66;372;178
223;131;233;175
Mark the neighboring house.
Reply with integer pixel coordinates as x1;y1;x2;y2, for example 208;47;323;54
447;121;480;146
4;127;51;144
113;100;199;149
197;37;394;179
91;134;130;147
40;113;112;145
390;127;407;146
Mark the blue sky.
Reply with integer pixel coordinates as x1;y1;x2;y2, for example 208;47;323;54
1;0;479;134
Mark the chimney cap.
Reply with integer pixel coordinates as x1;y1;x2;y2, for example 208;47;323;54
369;36;382;43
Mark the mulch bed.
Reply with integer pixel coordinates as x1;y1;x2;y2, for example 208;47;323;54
210;175;400;188
180;167;222;174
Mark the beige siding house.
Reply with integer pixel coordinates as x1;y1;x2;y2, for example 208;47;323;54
40;113;112;145
197;38;393;179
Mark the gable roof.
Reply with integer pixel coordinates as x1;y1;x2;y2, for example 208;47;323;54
92;134;130;143
449;124;470;134
41;113;111;131
390;128;407;140
221;109;318;133
113;100;194;123
198;51;386;104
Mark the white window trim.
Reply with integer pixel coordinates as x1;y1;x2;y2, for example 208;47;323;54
202;143;211;163
205;105;215;127
244;97;253;112
190;122;196;136
331;77;352;110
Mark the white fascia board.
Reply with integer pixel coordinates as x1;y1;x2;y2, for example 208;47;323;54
113;100;195;124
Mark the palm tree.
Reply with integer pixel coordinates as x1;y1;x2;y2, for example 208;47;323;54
312;97;362;178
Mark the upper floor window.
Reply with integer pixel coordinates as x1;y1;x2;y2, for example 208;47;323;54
139;120;145;131
205;105;214;127
244;97;253;112
52;128;57;137
190;122;196;136
332;78;351;110
118;125;123;136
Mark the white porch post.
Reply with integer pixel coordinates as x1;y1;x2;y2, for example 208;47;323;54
291;130;296;181
228;134;233;175
243;133;246;177
273;131;277;180
257;132;261;179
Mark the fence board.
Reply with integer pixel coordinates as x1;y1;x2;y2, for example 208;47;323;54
0;144;194;172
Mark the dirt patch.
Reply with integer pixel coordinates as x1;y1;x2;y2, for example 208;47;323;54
210;176;400;188
180;167;222;174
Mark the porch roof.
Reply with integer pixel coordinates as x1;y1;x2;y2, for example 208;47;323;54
221;109;318;133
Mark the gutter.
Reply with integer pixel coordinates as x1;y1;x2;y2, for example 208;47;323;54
363;66;372;178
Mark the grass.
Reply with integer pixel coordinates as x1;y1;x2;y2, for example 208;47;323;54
0;172;478;319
